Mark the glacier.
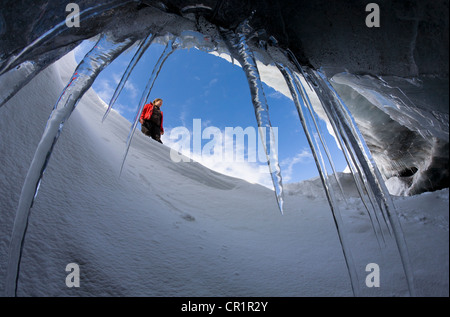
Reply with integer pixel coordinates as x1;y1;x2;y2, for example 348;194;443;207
0;0;448;297
0;50;447;297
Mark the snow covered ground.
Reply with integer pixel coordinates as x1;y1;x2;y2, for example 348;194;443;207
0;51;448;297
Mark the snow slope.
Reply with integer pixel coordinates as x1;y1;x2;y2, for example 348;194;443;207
0;51;448;297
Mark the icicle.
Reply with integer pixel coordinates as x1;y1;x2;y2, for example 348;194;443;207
275;61;360;296
310;69;393;231
119;36;180;175
340;124;388;243
5;33;134;297
0;0;137;76
220;22;284;214
308;68;416;296
102;31;157;123
291;70;348;202
301;69;389;245
331;122;387;246
284;52;389;243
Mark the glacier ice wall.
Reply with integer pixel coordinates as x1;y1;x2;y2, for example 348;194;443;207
331;74;448;196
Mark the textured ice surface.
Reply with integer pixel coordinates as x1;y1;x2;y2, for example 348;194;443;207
331;74;449;195
0;53;447;296
4;33;134;296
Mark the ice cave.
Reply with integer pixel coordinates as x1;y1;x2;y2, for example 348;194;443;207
0;0;448;297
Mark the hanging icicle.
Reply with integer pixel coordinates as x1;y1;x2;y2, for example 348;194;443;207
102;31;157;123
274;60;361;296
282;49;386;244
291;66;387;245
293;70;347;202
220;20;284;214
119;35;181;175
0;0;137;77
306;68;416;296
0;1;140;111
5;33;135;297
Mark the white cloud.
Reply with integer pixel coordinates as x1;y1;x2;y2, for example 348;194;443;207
94;78;115;104
192;154;273;189
124;81;138;100
200;77;219;99
281;149;313;182
93;77;137;117
177;100;193;126
111;72;138;100
112;102;134;117
207;78;218;87
162;125;274;189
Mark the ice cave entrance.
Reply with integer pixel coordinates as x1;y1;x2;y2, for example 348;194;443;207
73;38;347;188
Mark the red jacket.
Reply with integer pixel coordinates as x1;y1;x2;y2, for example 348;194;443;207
140;103;164;133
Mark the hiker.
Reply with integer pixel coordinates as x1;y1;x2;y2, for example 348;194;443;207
139;98;164;144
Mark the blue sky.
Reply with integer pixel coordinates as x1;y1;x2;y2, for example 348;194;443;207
74;39;347;187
